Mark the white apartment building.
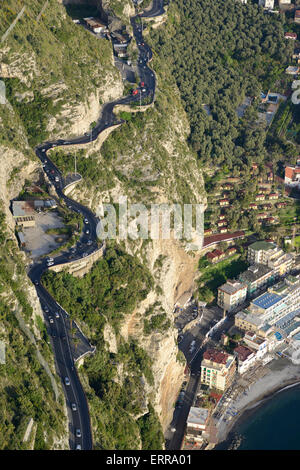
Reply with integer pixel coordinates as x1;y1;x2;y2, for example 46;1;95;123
247;241;294;277
217;280;247;312
259;0;274;9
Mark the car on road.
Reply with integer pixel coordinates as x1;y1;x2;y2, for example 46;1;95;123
43;306;49;313
47;261;54;266
84;218;89;224
71;403;77;411
132;89;139;95
140;81;145;87
76;429;81;438
64;377;70;386
49;317;54;324
34;280;39;285
82;252;88;257
171;427;176;433
177;335;183;344
87;240;92;246
75;444;81;450
85;229;90;234
55;311;60;319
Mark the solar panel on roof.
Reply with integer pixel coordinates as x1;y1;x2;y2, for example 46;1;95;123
252;293;282;310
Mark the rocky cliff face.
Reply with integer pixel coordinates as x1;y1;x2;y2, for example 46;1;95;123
58;0;206;432
0;0;206;446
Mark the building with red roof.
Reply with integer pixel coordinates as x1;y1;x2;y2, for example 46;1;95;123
201;348;236;391
285;165;300;190
285;32;297;40
234;345;256;374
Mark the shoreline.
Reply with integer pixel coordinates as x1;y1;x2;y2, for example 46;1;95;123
213;360;300;448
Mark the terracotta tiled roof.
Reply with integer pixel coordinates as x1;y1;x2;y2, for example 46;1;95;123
203;348;229;365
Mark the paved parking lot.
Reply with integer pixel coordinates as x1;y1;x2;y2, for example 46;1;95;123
22;211;66;260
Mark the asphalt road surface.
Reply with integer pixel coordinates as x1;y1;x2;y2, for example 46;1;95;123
28;0;166;451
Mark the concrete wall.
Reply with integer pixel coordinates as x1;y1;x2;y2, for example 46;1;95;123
49;245;105;277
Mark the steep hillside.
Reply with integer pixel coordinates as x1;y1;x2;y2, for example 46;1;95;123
0;0;206;449
0;209;69;449
0;0;123;449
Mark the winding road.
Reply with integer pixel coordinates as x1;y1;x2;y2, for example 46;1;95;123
27;0;166;451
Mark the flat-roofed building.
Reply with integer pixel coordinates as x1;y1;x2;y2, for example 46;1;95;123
84;17;107;34
217;280;247;312
248;276;300;325
247;241;294;277
185;407;209;442
239;264;274;297
285;165;300;189
200;348;236;391
247;241;277;264
259;0;274;8
235;309;264;333
243;332;268;358
12;201;35;228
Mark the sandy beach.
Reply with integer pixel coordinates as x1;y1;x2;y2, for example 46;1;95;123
214;358;300;446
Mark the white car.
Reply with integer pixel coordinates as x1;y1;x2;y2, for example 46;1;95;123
49;317;54;324
55;311;60;319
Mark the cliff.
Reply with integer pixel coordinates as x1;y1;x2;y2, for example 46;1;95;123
0;0;206;448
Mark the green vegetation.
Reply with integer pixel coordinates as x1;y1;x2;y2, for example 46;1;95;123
49;148;116;192
137;404;164;450
42;245;164;449
0;209;66;449
144;312;170;335
151;0;293;169
0;0;117;151
197;255;249;303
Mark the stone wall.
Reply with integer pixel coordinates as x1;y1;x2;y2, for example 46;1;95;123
49;245;105;277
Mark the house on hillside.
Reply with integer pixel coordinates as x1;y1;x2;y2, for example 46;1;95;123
285;32;297;40
219;198;230;207
259;0;274;9
286;66;300;75
295;10;300;24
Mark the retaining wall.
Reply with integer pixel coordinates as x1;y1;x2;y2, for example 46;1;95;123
49;245;105;277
